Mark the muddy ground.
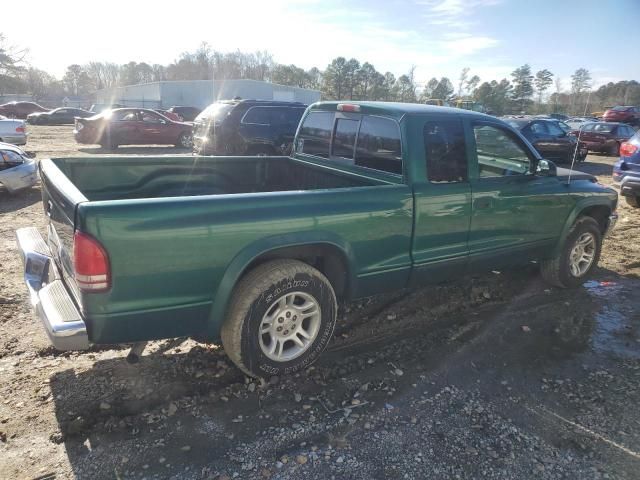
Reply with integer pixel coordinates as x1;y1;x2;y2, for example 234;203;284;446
1;126;639;480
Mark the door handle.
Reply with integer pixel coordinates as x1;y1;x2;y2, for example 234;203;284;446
474;197;492;210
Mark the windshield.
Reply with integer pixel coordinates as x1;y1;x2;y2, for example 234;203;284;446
612;106;630;111
557;121;571;132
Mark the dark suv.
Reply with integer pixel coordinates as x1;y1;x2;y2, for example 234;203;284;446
192;100;307;156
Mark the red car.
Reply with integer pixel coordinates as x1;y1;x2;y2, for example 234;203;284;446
572;122;637;156
74;108;193;150
602;106;640;126
0;101;48;119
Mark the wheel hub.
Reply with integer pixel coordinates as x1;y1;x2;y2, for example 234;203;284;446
569;232;596;277
259;291;321;362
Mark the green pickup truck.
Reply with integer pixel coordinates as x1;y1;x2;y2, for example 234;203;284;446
16;102;618;378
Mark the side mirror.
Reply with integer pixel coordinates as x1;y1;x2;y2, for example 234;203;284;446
536;159;557;176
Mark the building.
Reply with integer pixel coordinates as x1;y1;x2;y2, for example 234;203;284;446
95;79;321;109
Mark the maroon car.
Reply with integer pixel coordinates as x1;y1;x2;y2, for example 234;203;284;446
0;102;48;119
572;122;637;156
74;108;193;150
602;106;640;126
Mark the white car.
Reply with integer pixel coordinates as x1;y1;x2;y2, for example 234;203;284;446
0;142;37;193
0;114;28;145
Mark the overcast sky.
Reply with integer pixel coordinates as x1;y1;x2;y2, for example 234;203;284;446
4;0;639;89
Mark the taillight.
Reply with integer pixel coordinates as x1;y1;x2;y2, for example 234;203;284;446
16;126;25;133
620;142;638;157
73;231;110;292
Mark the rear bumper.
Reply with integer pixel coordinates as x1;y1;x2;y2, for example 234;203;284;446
1;134;27;145
15;227;89;350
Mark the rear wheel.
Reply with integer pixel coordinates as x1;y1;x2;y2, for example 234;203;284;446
540;216;602;288
625;195;640;208
100;133;118;150
609;142;620;157
221;259;337;378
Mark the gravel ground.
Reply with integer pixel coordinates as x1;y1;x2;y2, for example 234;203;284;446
0;126;639;480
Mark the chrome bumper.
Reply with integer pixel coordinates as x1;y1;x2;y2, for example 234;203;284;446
604;213;618;238
15;227;89;350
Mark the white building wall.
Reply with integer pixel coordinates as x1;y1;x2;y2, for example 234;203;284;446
96;80;321;109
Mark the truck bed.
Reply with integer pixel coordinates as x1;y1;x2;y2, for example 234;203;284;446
50;155;382;201
38;154;413;344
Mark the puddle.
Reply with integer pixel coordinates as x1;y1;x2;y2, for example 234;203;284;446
584;280;640;359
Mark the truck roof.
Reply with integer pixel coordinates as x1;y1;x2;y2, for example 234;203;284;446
309;101;494;120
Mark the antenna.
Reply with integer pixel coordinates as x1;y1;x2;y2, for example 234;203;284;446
567;89;592;185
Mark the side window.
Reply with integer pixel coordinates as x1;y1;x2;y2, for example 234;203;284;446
141;111;164;123
242;107;271;125
473;124;533;178
296;111;334;158
424;119;467;183
118;111;137;121
529;122;548;135
546;122;565;136
355;116;402;174
332;118;359;159
582;124;594;132
286;108;306;128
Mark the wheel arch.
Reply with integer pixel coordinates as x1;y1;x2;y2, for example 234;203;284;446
206;235;355;339
554;199;613;255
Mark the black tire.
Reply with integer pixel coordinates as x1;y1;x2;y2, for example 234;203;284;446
609;142;620;157
221;259;337;378
540;216;602;288
100;133;118;151
176;132;193;149
625;195;640;208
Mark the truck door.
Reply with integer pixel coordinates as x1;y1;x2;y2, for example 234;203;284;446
467;121;569;271
409;115;472;286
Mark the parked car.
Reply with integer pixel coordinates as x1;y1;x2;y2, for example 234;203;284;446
504;117;586;163
572;122;636;156
0;101;48;119
613;130;640;207
0;115;28;145
89;104;124;114
167;106;202;122
548;113;569;121
16;101;617;378
193;100;307;155
155;109;182;122
602;106;640;126
74;108;194;150
27;107;93;125
565;117;599;130
0;142;37;193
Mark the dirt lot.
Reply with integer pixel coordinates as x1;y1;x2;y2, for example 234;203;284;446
1;126;639;480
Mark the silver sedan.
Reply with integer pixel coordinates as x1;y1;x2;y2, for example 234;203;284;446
0;114;28;145
0;142;37;193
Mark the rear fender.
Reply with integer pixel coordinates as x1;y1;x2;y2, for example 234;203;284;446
205;232;355;340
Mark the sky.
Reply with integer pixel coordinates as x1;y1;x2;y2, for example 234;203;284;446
3;0;639;90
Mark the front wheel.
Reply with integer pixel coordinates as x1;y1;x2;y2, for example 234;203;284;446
540;216;602;288
176;132;193;149
221;260;337;378
626;195;640;208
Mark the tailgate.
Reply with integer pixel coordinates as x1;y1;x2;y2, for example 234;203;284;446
39;159;88;303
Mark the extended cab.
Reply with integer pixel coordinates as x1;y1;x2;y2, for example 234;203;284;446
16;102;618;378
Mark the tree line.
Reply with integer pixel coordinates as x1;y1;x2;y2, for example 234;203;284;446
1;34;639;116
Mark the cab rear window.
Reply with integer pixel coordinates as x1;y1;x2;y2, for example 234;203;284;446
297;111;402;175
297;111;334;158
